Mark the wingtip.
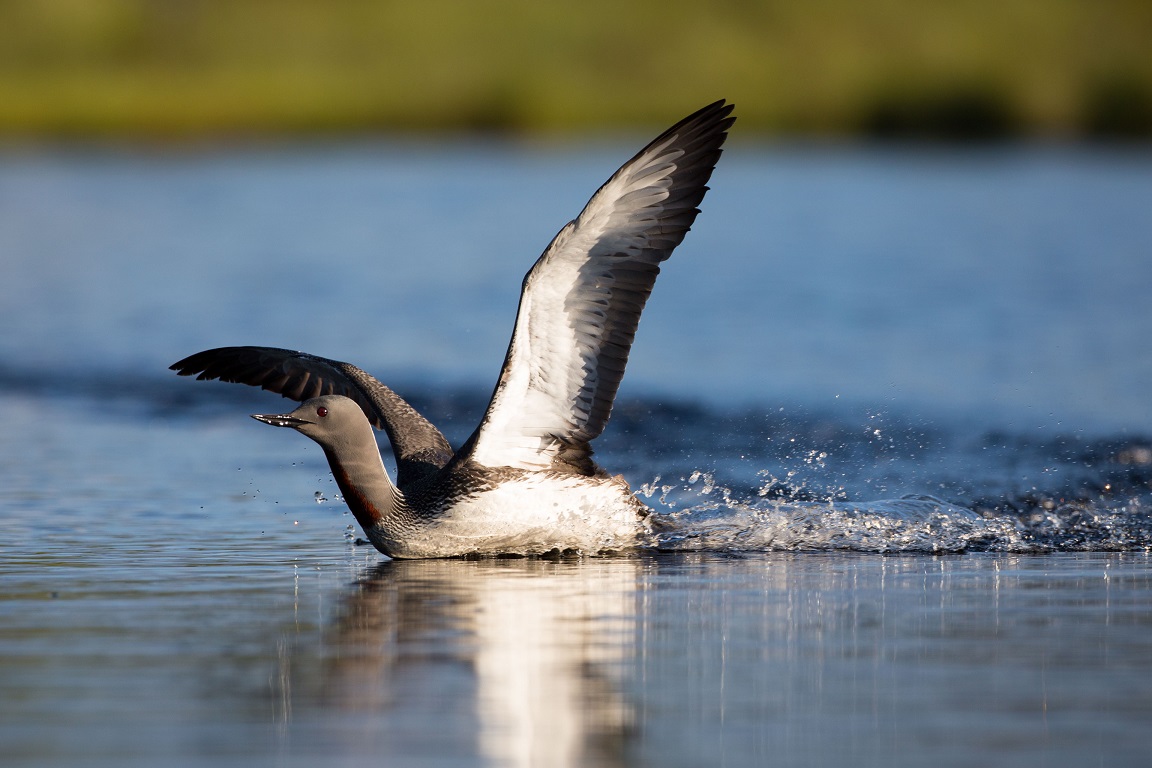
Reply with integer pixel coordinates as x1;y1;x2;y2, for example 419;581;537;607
169;355;198;375
655;99;736;157
689;98;736;123
170;347;229;376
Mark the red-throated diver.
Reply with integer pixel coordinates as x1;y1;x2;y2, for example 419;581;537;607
171;100;734;558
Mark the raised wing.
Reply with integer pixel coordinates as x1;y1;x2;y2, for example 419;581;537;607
463;100;734;473
171;346;453;484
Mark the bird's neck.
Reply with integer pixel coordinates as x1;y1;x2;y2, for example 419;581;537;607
320;433;415;551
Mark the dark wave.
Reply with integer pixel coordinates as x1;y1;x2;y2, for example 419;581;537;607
7;363;1149;553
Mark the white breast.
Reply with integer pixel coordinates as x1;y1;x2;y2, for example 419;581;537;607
383;474;647;558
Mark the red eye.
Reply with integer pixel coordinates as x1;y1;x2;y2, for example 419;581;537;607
316;406;329;418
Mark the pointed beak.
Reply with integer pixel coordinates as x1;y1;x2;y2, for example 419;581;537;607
251;413;312;428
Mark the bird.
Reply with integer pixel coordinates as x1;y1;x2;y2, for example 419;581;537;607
171;100;734;559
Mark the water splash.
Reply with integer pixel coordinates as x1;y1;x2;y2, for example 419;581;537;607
638;472;1152;554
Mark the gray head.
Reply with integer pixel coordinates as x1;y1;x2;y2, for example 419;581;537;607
252;394;373;449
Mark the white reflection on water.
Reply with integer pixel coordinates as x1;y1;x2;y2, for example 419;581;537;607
472;563;634;767
264;552;1152;768
287;558;639;767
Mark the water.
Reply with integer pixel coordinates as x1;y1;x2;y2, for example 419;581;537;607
2;140;1152;765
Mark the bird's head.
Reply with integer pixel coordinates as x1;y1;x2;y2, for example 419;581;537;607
252;394;372;450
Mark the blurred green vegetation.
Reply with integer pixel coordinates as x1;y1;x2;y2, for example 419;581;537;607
1;0;1151;140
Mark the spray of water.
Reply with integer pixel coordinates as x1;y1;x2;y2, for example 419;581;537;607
637;470;1150;554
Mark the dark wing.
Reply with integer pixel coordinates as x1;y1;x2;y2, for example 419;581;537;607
171;346;453;483
461;100;734;473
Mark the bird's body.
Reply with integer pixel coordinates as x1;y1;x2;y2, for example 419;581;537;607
364;463;644;559
173;100;734;558
251;395;645;558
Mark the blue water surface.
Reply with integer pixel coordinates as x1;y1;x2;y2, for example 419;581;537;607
2;141;1150;430
2;140;1152;767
